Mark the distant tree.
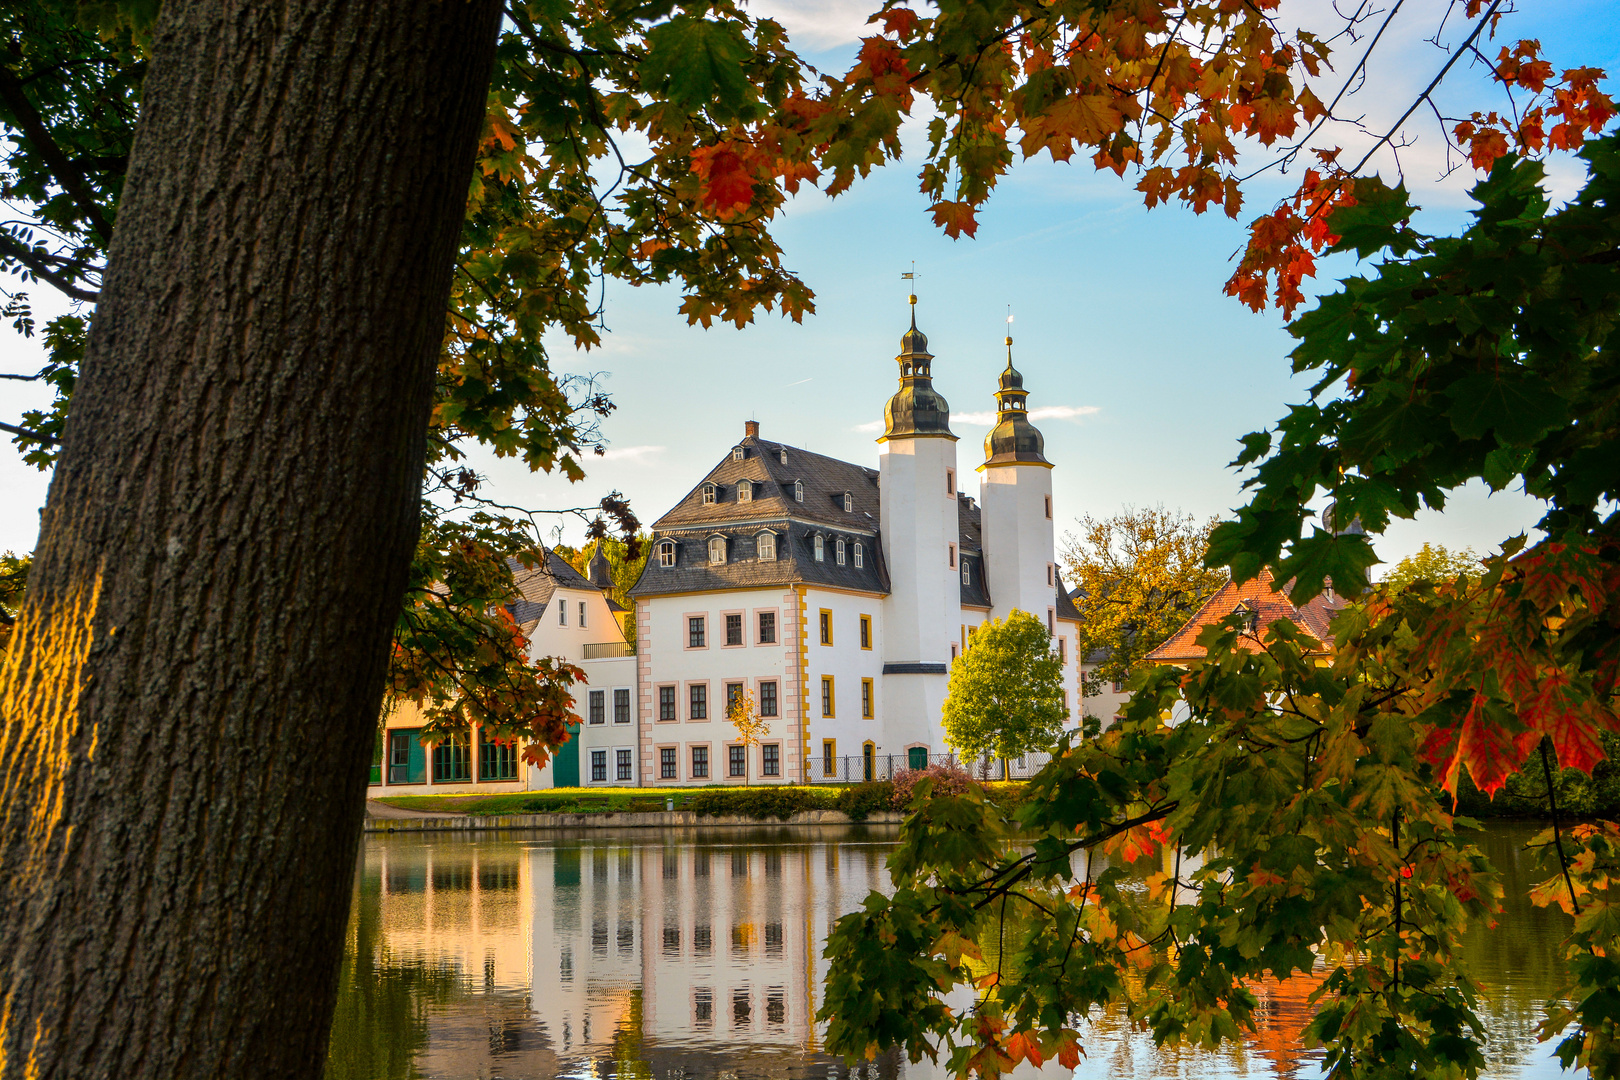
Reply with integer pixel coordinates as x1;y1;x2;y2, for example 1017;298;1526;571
1381;542;1481;593
727;688;768;784
564;532;651;644
941;610;1066;762
1061;506;1228;698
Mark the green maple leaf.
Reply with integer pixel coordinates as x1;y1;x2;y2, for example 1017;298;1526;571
1444;370;1568;445
641;15;753;118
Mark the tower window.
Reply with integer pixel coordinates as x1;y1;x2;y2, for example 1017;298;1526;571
835;539;846;566
701;483;716;505
1047;563;1054;586
1044;495;1053;519
948;543;956;569
738;481;751;503
946;469;954;495
843;492;853;512
658;540;676;567
854;543;863;568
708;537;727;564
813;535;824;562
794;480;804;502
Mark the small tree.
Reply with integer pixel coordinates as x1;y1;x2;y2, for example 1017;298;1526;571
1381;542;1480;594
727;687;768;784
941;610;1067;763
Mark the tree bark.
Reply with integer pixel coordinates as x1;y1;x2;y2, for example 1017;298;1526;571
0;2;502;1077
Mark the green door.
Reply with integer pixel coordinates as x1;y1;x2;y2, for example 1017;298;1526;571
552;722;581;787
388;729;426;784
908;746;927;770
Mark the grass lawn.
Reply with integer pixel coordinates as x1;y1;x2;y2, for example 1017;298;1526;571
374;785;852;817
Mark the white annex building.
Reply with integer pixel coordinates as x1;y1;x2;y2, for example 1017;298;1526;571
626;305;1084;786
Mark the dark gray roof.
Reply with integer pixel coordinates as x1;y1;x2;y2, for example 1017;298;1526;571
651;433;880;533
505;551;600;625
630;523;889;598
958;496;983;553
959;549;992;608
1056;572;1082;622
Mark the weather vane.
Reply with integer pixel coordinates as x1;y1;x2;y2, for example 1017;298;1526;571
1006;305;1013;348
901;263;918;310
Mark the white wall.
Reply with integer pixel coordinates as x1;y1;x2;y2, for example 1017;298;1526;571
802;588;887;780
978;463;1056;628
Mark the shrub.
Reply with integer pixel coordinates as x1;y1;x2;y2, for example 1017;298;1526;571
891;764;975;809
835;781;895;821
689;787;835;820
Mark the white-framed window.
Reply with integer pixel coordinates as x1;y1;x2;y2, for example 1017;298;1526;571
702;483;717;505
843;492;853;512
588;690;606;724
616;748;633;781
579;600;587;627
835;539;846;565
658;540;676;567
559;597;567;625
732;446;745;462
757;532;776;561
738;481;752;503
813;535;824;562
962;561;970;585
590;749;607;782
794;480;804;502
614;688;631;724
854;543;863;568
708;536;726;564
779;448;788;464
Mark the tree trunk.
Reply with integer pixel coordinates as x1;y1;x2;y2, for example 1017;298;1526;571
0;2;502;1077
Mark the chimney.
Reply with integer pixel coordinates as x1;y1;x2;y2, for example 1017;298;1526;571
744;420;759;439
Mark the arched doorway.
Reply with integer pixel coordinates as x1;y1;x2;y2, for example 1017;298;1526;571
862;742;875;782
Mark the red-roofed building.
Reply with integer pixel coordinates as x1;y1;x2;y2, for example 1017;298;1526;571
1145;568;1343;665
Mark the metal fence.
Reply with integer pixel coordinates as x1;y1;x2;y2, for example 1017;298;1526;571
817;751;1054;784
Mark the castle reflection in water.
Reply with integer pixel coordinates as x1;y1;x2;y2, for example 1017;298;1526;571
328;825;1566;1080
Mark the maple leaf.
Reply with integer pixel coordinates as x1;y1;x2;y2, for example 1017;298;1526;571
690;143;756;215
929;200;978;238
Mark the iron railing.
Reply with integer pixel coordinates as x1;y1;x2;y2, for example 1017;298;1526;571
581;642;635;659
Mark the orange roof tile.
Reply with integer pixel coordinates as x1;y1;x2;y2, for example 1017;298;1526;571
1145;568;1343;663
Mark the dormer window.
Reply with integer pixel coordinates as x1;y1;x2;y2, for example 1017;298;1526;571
658;540;676;567
854;543;864;568
794;480;804;503
836;539;846;566
738;481;752;503
757;531;777;561
1234;602;1259;634
963;561;971;585
779;448;788;464
843;492;853;512
732;446;745;462
813;535;824;562
708;536;727;565
701;483;717;505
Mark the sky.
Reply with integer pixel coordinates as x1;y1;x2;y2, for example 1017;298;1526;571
3;0;1617;574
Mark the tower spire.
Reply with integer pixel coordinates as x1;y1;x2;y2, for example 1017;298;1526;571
983;312;1049;467
880;267;954;442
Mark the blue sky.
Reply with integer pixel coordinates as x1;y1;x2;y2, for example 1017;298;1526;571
3;0;1617;572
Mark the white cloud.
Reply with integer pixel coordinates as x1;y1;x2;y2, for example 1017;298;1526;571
853;419;885;433
954;405;1099;426
787;377;813;387
746;0;875;49
596;444;666;462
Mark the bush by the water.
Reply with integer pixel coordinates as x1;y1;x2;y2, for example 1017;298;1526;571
687;782;896;821
1452;731;1620;820
891;764;975;808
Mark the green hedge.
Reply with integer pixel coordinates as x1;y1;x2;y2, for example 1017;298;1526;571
1452;731;1620;821
686;782;897;821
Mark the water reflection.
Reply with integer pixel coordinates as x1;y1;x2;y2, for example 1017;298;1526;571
326;823;1568;1080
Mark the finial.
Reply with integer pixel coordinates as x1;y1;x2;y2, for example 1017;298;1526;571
902;265;919;324
1005;310;1014;356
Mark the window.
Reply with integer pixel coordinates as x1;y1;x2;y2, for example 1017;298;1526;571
821;675;835;717
1045;494;1053;519
729;745;747;778
702;483;717;504
1062;690;1070;717
948;543;956;569
813;535;823;561
588;689;606;725
794;480;804;502
590;749;607;782
725;682;744;713
946;469;955;495
689;683;708;720
478;727;518;781
760;680;778;717
432;734;471;782
1112;677;1126;694
692;746;709;778
819;609;832;645
688;616;706;648
659;685;676;721
762;744;780;777
951;643;958;660
738;480;752;502
843;492;853;512
1048;607;1055;634
659;540;676;567
1047;563;1054;586
861;678;873;718
779;448;788;464
859;614;871;649
757;532;775;560
559;598;567;625
660;748;677;779
617;749;633;781
614;688;631;724
1058;636;1066;664
962;561;970;585
725;613;743;646
854;542;864;568
732;446;745;462
708;536;726;564
835;539;846;565
823;739;836;777
758;610;776;643
579;600;588;627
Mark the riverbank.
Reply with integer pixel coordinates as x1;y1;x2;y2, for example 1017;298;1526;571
363;806;905;832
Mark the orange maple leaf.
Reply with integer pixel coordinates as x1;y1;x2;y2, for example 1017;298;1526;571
690;144;756;215
930;200;979;238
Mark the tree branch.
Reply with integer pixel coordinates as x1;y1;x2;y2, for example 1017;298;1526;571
0;62;115;241
0;420;58;445
0;231;100;302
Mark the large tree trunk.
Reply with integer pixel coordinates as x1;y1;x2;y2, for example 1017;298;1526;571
0;3;502;1076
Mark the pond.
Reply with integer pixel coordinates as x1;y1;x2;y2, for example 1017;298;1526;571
325;823;1569;1080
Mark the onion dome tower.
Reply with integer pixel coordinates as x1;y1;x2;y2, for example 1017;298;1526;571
983;340;1049;465
882;306;955;439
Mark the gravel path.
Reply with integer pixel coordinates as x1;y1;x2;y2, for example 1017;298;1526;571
365;800;464;819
